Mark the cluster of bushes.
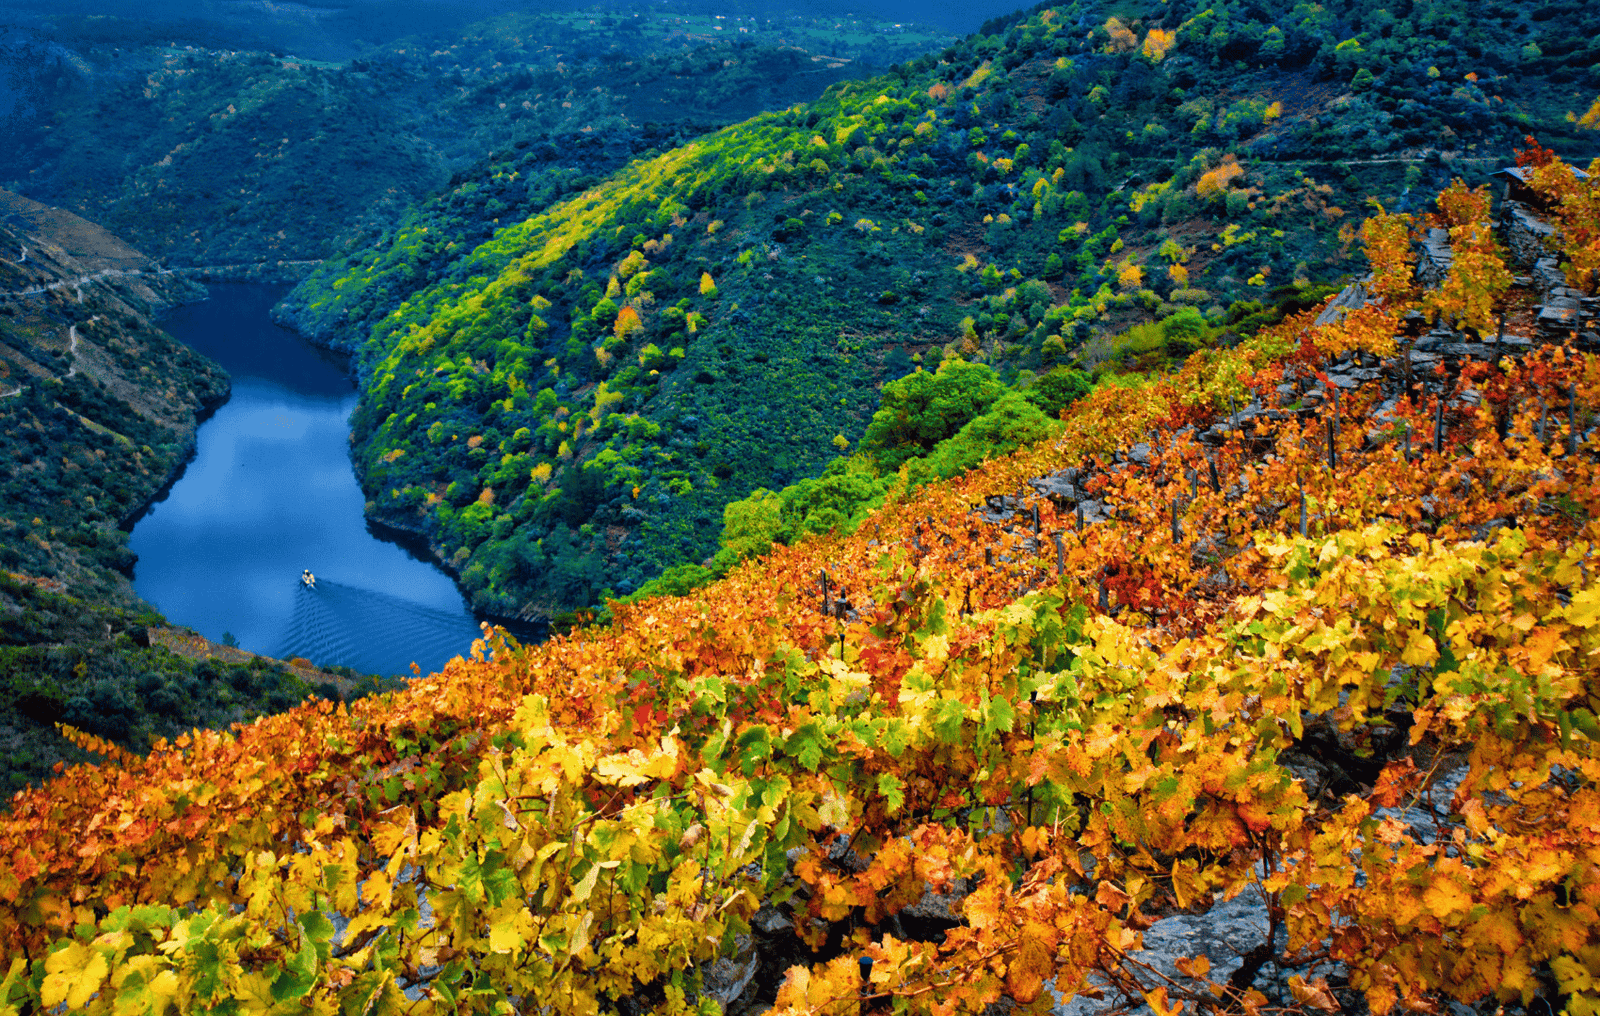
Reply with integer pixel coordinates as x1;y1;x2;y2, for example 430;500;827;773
278;124;724;343
617;356;1096;606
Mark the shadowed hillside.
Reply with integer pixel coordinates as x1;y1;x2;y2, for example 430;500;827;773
0;191;379;796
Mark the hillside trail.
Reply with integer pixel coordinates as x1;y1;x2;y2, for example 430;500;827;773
0;314;99;398
0;257;321;393
0;260;324;300
0;265;165;300
64;316;97;378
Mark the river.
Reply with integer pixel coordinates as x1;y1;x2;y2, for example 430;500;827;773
127;283;487;678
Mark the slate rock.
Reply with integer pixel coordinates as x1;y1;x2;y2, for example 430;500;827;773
751;904;793;937
900;879;972;922
1312;282;1371;327
702;934;760;1009
1030;470;1083;505
1051;893;1284;1016
1416;227;1454;287
1078;500;1112;525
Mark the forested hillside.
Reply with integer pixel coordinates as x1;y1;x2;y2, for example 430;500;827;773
0;191;369;796
3;157;1597;1016
0;6;947;272
290;0;1600;619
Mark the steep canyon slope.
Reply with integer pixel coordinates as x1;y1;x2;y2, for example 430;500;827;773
287;0;1600;618
0;190;363;796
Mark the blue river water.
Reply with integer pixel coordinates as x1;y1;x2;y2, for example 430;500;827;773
127;283;486;678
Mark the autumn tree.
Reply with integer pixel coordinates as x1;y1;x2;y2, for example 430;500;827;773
1423;180;1513;334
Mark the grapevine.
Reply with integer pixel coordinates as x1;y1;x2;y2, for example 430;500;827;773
2;161;1600;1016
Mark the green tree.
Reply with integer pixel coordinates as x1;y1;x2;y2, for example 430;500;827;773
718;488;784;561
861;360;1009;471
1024;367;1092;418
906;391;1062;484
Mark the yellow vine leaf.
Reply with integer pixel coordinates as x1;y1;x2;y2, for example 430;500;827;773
41;942;108;1010
1146;985;1185;1016
1566;587;1600;628
1422;871;1473;921
1006;924;1055;1003
1400;629;1437;667
1288;975;1342;1013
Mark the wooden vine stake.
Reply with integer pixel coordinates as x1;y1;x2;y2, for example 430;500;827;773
1570;385;1580;457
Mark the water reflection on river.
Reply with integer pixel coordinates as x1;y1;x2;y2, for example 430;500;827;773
128;283;484;677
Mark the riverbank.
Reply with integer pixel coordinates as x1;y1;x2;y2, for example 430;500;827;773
268;288;556;637
362;512;551;639
126;283;500;677
0;209;363;798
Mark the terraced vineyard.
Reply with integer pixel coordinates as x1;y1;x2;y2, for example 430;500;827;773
3;156;1598;1016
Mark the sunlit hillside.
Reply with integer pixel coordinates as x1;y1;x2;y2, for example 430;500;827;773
284;0;1600;620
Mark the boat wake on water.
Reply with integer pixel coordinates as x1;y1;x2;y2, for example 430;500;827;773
276;578;485;677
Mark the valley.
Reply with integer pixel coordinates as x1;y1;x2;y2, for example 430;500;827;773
0;0;1598;1013
0;0;974;787
0;188;377;797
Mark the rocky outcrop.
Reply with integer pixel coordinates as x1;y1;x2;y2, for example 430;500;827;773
1503;202;1556;267
1415;226;1454;287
